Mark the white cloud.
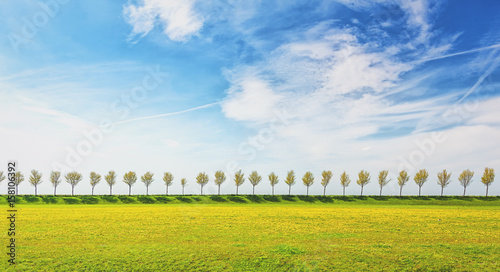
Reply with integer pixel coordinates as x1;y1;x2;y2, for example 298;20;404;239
123;0;203;42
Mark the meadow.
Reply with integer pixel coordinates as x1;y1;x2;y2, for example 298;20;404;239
2;197;499;271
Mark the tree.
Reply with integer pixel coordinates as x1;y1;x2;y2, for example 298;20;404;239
181;178;187;195
234;170;245;195
28;169;43;196
340;171;350;196
105;171;116;195
481;167;495;197
50;171;61;196
141;172;154;195
437;169;452;196
248;171;262;195
378;170;391;196
89;172;101;196
268;172;279;195
284;170;296;195
14;171;24;195
357;170;370;196
397;170;410;197
0;171;5;184
321;170;332;196
458;169;474;196
196;172;209;195
123;171;137;196
414;169;429;196
65;171;82;196
163;172;174;195
302;172;314;196
214;170;226;195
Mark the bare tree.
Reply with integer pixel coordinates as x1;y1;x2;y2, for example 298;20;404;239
214;170;226;195
29;170;43;196
50;171;61;196
268;172;279;195
181;178;187;195
397;170;409;197
196;172;209;195
89;172;101;196
65;171;82;196
357;170;370;196
123;171;137;196
284;170;295;195
481;167;495;197
105;171;116;195
321;170;332;196
163;172;173;195
248;171;262;195
378;170;390;196
437;169;452;196
458;169;474;196
234;170;245;195
141;172;154;195
14;171;24;195
414;169;429;197
302;172;314;196
340;171;350;196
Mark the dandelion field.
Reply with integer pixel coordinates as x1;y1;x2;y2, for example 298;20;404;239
3;201;500;271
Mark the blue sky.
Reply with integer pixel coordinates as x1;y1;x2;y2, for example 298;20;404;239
0;0;499;196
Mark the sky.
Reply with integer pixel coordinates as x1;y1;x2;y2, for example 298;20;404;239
0;0;499;196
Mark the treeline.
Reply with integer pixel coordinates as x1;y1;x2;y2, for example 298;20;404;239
0;168;496;197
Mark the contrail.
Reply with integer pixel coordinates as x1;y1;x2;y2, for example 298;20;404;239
416;43;500;64
111;102;220;126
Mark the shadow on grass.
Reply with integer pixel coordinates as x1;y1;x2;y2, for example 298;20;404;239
246;195;265;203
228;196;247;203
316;196;334;203
263;195;280;202
370;196;390;201
176;196;193;203
281;195;297;202
155;196;172;203
210;195;228;202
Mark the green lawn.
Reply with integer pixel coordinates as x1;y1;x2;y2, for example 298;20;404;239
1;197;499;271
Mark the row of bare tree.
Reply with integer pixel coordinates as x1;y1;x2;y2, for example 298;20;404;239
0;168;495;197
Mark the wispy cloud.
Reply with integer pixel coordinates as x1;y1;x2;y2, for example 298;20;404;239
123;0;204;43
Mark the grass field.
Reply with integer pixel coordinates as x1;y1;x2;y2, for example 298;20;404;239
2;197;499;271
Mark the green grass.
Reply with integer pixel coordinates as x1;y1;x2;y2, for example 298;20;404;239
1;194;499;206
1;201;499;271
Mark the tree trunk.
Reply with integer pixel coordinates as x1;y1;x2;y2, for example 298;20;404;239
129;186;131;196
16;185;18;195
35;185;37;196
146;186;149;196
272;185;274;196
182;186;185;195
323;186;326;196
72;186;75;196
399;186;402;197
92;187;94;196
343;186;345;197
440;186;443;197
201;184;203;195
307;186;309;196
218;185;221;195
463;186;466;197
486;185;489;197
360;186;363;196
54;185;57;196
418;186;421;196
379;186;382;196
253;186;255;195
166;186;168;195
110;186;112;196
288;185;291;196
236;186;239;195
